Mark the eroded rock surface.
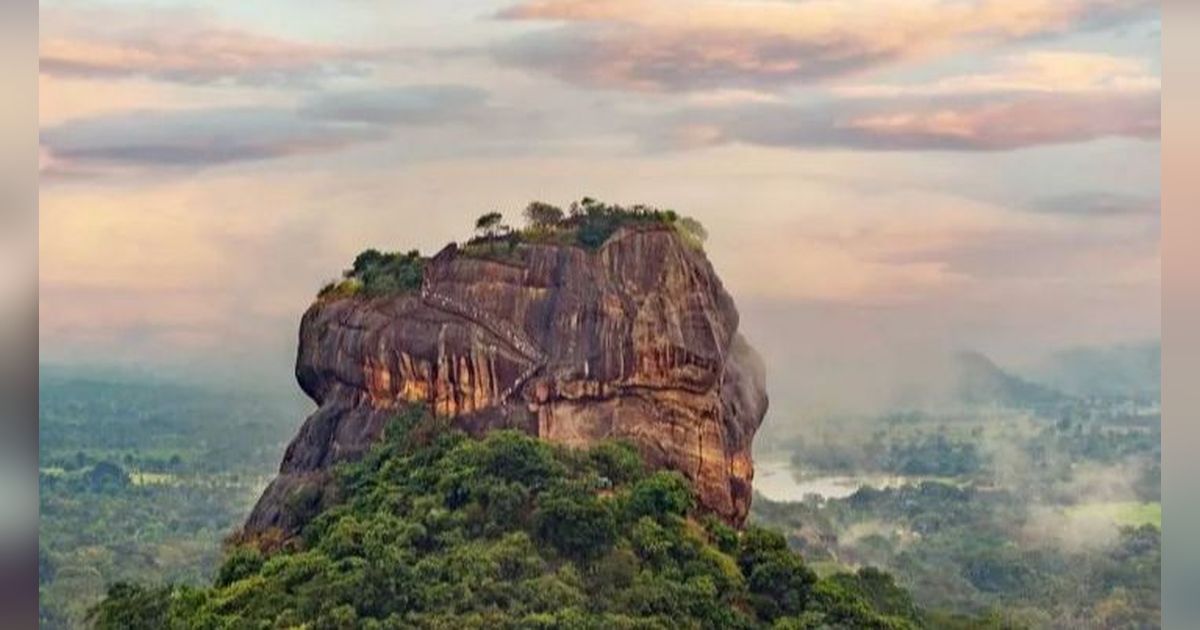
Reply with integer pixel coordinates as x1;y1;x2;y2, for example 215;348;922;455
245;225;768;535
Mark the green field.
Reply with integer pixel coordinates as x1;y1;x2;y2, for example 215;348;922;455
1068;501;1161;528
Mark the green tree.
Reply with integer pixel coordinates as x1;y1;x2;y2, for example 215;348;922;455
216;546;264;587
351;248;386;275
533;485;617;561
89;583;172;630
523;201;565;229
85;461;130;492
588;441;645;487
626;471;694;521
474;212;506;238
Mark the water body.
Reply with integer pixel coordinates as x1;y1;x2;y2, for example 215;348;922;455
754;460;923;502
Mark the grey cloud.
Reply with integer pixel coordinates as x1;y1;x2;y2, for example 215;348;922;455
40;85;490;170
41;108;385;168
494;25;896;92
39;55;374;88
300;85;488;125
908;223;1159;283
1030;192;1160;217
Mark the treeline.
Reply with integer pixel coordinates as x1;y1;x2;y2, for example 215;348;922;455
787;432;986;478
40;376;297;474
468;197;707;251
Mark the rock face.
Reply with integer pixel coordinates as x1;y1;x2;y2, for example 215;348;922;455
245;225;768;536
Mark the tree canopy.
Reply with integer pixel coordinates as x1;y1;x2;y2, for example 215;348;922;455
522;201;565;229
475;211;507;238
92;405;927;629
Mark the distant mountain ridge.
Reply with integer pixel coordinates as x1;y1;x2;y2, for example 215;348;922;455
1026;342;1160;400
952;350;1069;409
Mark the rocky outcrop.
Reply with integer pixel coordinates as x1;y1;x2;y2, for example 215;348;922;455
245;225;768;536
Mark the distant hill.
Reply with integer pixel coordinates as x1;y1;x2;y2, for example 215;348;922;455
1027;342;1160;400
952;351;1068;409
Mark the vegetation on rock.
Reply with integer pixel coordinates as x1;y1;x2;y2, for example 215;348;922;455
92;405;927;629
464;198;708;259
317;199;707;298
319;249;426;299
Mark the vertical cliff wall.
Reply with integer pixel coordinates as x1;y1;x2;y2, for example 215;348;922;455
245;225;768;535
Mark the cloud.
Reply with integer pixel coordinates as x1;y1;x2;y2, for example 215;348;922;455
930;216;1159;284
40;85;489;172
494;0;1156;91
656;91;1158;152
41;108;384;169
40;7;382;85
839;93;1159;150
834;51;1160;98
1030;192;1160;217
300;85;488;125
654;49;1161;152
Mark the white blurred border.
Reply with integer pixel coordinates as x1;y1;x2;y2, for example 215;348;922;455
0;0;38;626
1163;0;1199;627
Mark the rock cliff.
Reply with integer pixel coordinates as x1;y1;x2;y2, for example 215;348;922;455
245;224;767;536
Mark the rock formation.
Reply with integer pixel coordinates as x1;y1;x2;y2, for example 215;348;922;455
245;224;768;536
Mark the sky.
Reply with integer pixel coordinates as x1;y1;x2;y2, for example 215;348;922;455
39;0;1161;411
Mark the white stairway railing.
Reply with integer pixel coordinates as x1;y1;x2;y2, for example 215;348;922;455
421;286;547;403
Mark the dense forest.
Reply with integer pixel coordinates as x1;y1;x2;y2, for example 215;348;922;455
752;355;1161;629
38;370;305;628
92;405;953;629
753;485;1159;628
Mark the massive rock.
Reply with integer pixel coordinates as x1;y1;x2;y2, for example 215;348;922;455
245;225;768;536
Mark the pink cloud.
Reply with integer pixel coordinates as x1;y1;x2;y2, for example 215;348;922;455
835;51;1160;98
647;45;1160;152
40;8;382;85
655;87;1158;152
496;0;1156;91
842;94;1159;150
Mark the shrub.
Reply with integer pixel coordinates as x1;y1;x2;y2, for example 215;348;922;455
675;216;708;250
216;546;264;587
533;485;617;561
626;471;694;521
88;583;172;630
745;549;815;620
320;250;425;298
702;515;740;555
318;278;362;299
588;441;646;487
